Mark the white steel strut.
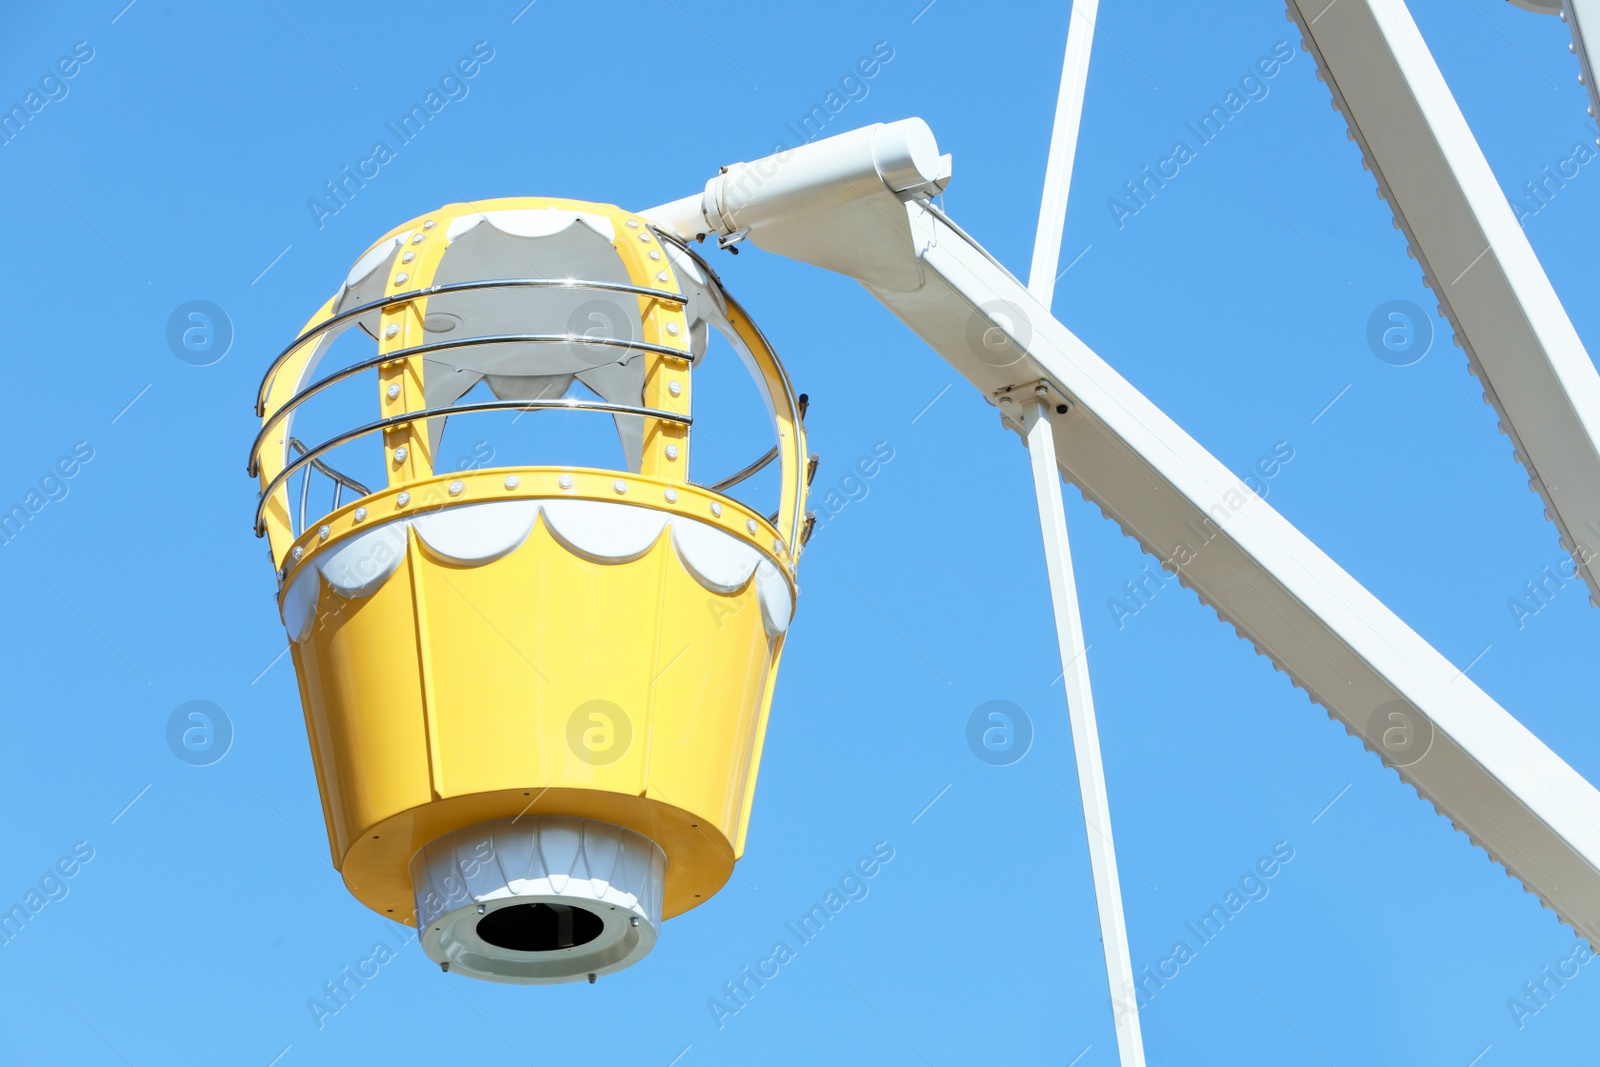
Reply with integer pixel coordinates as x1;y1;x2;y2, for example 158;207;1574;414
1289;0;1600;604
644;112;1600;952
1022;3;1148;1063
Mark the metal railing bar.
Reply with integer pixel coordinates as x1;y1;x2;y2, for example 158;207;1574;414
255;277;691;413
255;398;692;535
249;332;685;475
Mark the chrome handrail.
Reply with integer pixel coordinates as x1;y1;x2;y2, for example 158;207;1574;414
255;277;690;414
254;398;692;536
247;331;689;476
288;438;370;535
709;446;778;493
288;438;371;497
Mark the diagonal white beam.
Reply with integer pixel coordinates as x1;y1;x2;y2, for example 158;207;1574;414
1028;0;1101;307
1288;0;1600;605
642;117;1600;950
1021;391;1147;1066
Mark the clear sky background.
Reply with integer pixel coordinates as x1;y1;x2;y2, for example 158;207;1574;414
1;1;1598;1064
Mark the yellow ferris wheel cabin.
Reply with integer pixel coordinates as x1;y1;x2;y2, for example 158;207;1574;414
248;198;811;984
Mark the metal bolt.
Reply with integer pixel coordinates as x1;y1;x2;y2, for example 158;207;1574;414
387;384;401;399
476;904;486;914
638;232;652;242
665;444;679;460
397;491;411;506
440;962;450;973
668;381;682;396
648;250;661;261
411;233;426;244
664;489;678;503
656;272;669;282
626;219;640;228
666;322;680;336
613;479;628;494
291;545;303;561
354;506;367;522
747;519;759;533
393;446;408;462
423;220;436;229
711;502;722;517
394;273;409;285
588;973;597;984
402;251;416;264
448;480;464;496
319;525;331;540
385;323;399;338
504;475;520;489
629;916;640;927
558;474;574;489
773;539;782;554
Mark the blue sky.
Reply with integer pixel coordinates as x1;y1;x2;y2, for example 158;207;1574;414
1;1;1598;1064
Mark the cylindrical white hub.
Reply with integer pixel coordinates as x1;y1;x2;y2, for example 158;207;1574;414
410;817;666;984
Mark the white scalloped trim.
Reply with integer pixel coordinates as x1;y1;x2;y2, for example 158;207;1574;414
411;501;540;565
671;518;761;592
345;233;406;289
444;209;616;245
281;498;790;643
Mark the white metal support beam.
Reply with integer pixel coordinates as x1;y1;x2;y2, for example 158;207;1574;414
1289;0;1600;605
643;117;1600;949
1023;7;1147;1064
1018;389;1147;1064
1029;0;1100;305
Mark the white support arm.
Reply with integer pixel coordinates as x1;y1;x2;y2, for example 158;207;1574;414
1022;391;1146;1063
644;118;1600;947
1289;0;1600;604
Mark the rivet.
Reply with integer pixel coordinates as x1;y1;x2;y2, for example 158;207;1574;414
648;250;661;260
664;488;678;503
394;272;409;285
747;519;759;533
558;474;574;489
504;474;520;489
656;272;669;282
393;446;408;462
666;322;680;336
448;480;464;496
385;323;399;338
319;525;331;541
711;502;722;517
665;444;679;460
613;479;628;494
638;232;652;242
397;491;411;506
387;384;401;399
629;916;640;927
402;251;416;264
626;219;640;228
354;506;368;522
411;233;426;244
773;539;783;554
423;220;436;229
291;545;303;561
668;381;682;396
476;903;486;914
